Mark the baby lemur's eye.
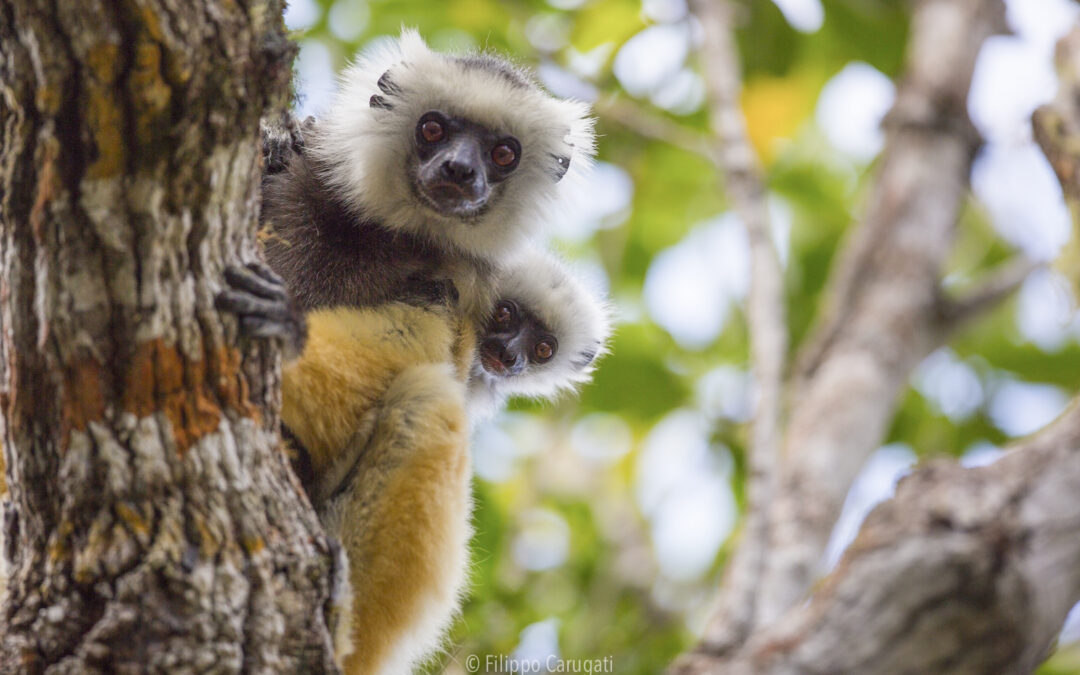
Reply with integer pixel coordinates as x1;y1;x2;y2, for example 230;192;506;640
420;118;445;143
533;338;557;363
493;301;515;324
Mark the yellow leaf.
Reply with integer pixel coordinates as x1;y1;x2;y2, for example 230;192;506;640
741;69;820;164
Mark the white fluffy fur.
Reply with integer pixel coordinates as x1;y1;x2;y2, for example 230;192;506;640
468;248;612;420
310;29;596;261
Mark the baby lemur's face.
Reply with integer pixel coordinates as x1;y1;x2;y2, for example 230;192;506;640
411;111;522;219
478;299;557;379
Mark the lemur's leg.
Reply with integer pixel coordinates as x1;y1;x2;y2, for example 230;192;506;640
320;363;472;675
216;264;474;673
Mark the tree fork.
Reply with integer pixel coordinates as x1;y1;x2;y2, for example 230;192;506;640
0;1;340;671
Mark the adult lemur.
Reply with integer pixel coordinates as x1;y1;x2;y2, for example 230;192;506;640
260;29;594;320
271;249;609;673
218;30;599;675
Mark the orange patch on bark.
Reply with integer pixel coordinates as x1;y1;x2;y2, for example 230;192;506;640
29;138;60;241
123;339;257;454
63;358;108;435
62;338;257;454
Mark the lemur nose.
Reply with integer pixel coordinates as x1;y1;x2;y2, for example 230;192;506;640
499;348;517;367
441;159;476;183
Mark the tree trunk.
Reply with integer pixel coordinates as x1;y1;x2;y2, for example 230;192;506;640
0;1;339;671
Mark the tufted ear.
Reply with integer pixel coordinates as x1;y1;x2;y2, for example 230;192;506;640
369;69;401;110
377;70;401;95
548;152;571;182
572;345;599;369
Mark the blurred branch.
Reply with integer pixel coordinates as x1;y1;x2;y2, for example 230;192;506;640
669;4;1080;669
1033;25;1080;202
595;97;715;162
936;256;1040;331
752;0;1008;628
642;0;1050;668
1033;24;1080;297
684;0;788;653
670;0;1009;664
672;399;1080;674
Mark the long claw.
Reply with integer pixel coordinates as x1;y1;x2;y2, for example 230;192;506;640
223;265;287;302
216;263;307;358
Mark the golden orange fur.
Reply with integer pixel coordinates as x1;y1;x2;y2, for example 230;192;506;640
281;303;476;674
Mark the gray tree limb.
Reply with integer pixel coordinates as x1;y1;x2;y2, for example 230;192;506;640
937;257;1041;330
685;0;788;653
761;0;1008;625
674;401;1080;674
673;0;1060;669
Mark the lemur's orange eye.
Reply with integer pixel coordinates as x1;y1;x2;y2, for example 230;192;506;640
494;302;514;324
492;144;516;167
534;339;555;362
421;120;445;143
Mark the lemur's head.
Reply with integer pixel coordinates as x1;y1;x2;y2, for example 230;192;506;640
468;249;611;421
313;30;595;261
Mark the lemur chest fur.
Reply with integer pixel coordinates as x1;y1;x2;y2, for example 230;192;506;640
261;150;496;320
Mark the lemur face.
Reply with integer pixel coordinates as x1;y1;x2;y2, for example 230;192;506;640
478;299;557;379
411;111;522;219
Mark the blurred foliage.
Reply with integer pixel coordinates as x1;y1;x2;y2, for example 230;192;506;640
1046;644;1080;675
289;1;1080;672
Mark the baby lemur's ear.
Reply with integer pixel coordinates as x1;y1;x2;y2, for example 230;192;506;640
573;345;600;369
549;151;571;182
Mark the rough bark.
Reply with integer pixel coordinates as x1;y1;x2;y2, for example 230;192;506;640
0;1;339;671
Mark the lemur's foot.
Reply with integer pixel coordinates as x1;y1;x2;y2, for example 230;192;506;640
215;262;307;358
261;114;313;175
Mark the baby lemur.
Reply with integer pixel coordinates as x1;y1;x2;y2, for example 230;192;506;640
281;247;612;495
467;248;611;422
